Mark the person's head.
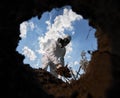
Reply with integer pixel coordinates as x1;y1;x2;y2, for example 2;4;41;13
57;35;71;48
63;35;71;46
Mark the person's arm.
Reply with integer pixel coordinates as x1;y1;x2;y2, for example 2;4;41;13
56;57;64;69
56;48;66;69
49;40;66;68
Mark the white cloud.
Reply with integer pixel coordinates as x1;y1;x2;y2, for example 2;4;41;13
29;21;35;30
74;61;79;66
66;42;72;54
45;20;51;30
22;46;36;61
20;21;28;38
37;8;82;55
67;62;73;67
19;21;35;38
66;55;72;59
50;8;83;32
68;61;79;67
72;31;75;35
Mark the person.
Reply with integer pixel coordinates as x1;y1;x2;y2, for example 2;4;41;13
41;35;71;79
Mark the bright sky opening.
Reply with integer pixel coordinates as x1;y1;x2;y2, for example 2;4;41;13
16;5;97;75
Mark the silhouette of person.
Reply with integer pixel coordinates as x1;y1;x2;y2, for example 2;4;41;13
41;35;71;79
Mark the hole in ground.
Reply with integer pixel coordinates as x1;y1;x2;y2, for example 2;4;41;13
16;5;97;83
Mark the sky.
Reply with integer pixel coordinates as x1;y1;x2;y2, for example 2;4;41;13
16;5;97;75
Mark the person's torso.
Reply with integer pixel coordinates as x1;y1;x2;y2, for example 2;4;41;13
45;40;66;57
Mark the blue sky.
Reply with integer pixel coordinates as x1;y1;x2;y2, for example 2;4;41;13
16;5;97;74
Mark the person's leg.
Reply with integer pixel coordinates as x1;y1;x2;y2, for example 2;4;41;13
50;63;62;79
56;64;62;79
41;55;49;70
49;62;58;78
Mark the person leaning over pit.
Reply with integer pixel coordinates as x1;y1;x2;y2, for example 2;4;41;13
41;35;71;79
